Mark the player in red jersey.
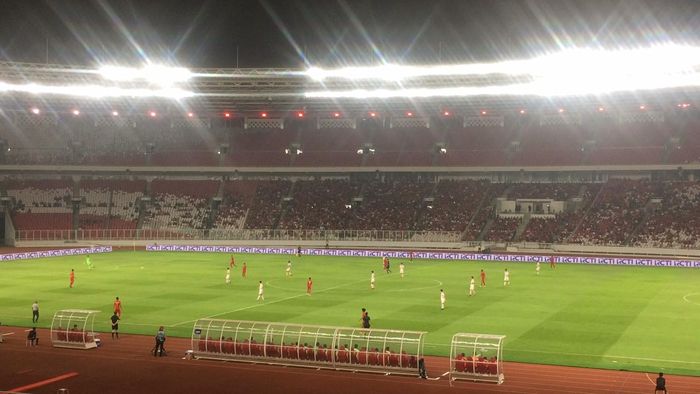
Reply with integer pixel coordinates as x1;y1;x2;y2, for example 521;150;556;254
480;269;486;287
550;255;556;269
69;269;75;288
230;255;236;268
242;262;247;278
306;277;313;295
113;297;123;317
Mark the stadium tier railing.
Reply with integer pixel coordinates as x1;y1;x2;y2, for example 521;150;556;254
449;333;505;384
50;309;100;350
15;228;462;243
191;319;426;376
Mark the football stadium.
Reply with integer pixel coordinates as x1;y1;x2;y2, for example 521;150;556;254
2;1;700;393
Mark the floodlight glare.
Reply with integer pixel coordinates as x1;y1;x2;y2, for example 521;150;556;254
99;64;191;86
31;108;40;115
111;111;119;116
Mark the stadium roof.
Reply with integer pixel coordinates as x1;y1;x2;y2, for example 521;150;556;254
1;60;700;116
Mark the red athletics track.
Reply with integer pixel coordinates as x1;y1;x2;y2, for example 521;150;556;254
2;327;700;393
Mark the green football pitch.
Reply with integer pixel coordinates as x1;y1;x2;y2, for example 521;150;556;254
1;250;699;376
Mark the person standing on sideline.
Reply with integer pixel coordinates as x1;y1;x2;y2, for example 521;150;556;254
113;297;123;318
504;268;510;286
549;255;556;269
399;262;405;279
440;289;446;310
110;312;120;339
536;262;541;275
69;269;75;288
360;308;370;329
242;262;247;278
154;326;166;356
469;276;476;296
225;267;231;285
229;255;236;268
655;372;667;394
257;281;265;301
370;270;376;290
31;301;39;323
306;277;313;295
480;269;486;287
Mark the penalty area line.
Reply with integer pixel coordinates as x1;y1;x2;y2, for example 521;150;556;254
508;348;700;365
171;279;365;327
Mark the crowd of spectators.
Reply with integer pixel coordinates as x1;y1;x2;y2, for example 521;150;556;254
632;182;700;248
277;180;360;230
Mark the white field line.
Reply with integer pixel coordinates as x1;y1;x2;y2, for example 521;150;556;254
170;279;365;327
1;332;15;336
682;292;700;305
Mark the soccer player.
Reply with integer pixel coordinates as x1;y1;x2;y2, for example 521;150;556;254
297;246;302;257
242;262;247;278
286;260;292;278
536;262;541;275
306;277;313;295
440;289;446;310
370;270;376;290
399;262;405;279
409;251;414;262
503;268;510;286
110;312;120;339
550;255;556;269
382;256;388;273
31;301;39;323
85;255;93;270
113;297;123;317
655;372;667;394
257;281;264;301
69;269;75;288
230;255;236;268
360;308;370;329
480;269;486;287
225;267;231;285
469;276;476;296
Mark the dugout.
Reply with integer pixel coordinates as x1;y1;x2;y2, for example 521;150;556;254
449;333;505;384
191;318;426;376
50;309;100;349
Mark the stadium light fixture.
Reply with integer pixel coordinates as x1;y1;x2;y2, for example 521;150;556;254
187;112;194;118
442;110;451;116
558;108;565;113
99;65;192;86
224;112;231;118
519;109;526;114
480;110;487;115
333;112;341;118
369;112;377;118
31;108;40;115
639;105;646;110
261;112;268;118
598;106;605;112
111;110;119;116
72;109;80;116
149;111;157;117
406;111;414;117
296;112;304;118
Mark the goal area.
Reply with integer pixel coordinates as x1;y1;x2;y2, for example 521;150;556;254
449;333;505;384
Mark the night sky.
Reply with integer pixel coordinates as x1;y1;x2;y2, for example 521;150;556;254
1;0;700;69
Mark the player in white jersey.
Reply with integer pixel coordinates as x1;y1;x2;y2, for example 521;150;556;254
257;281;265;301
285;260;292;278
225;267;231;285
469;276;476;296
536;262;541;275
504;268;510;286
440;289;446;310
399;262;405;278
370;270;376;290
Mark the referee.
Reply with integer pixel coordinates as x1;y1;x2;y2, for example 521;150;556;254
31;301;39;323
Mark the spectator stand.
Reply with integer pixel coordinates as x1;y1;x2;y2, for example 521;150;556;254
449;333;505;385
191;318;426;376
50;309;100;349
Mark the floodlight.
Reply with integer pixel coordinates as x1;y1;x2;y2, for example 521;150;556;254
224;112;231;118
31;108;40;115
333;112;341;118
187;112;194;118
640;105;646;110
369;112;377;117
296;112;304;118
72;109;80;116
406;111;413;117
480;110;487;115
558;108;565;113
99;64;191;86
149;111;157;117
443;111;450;116
261;112;268;118
598;107;605;112
519;109;526;114
111;110;119;116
